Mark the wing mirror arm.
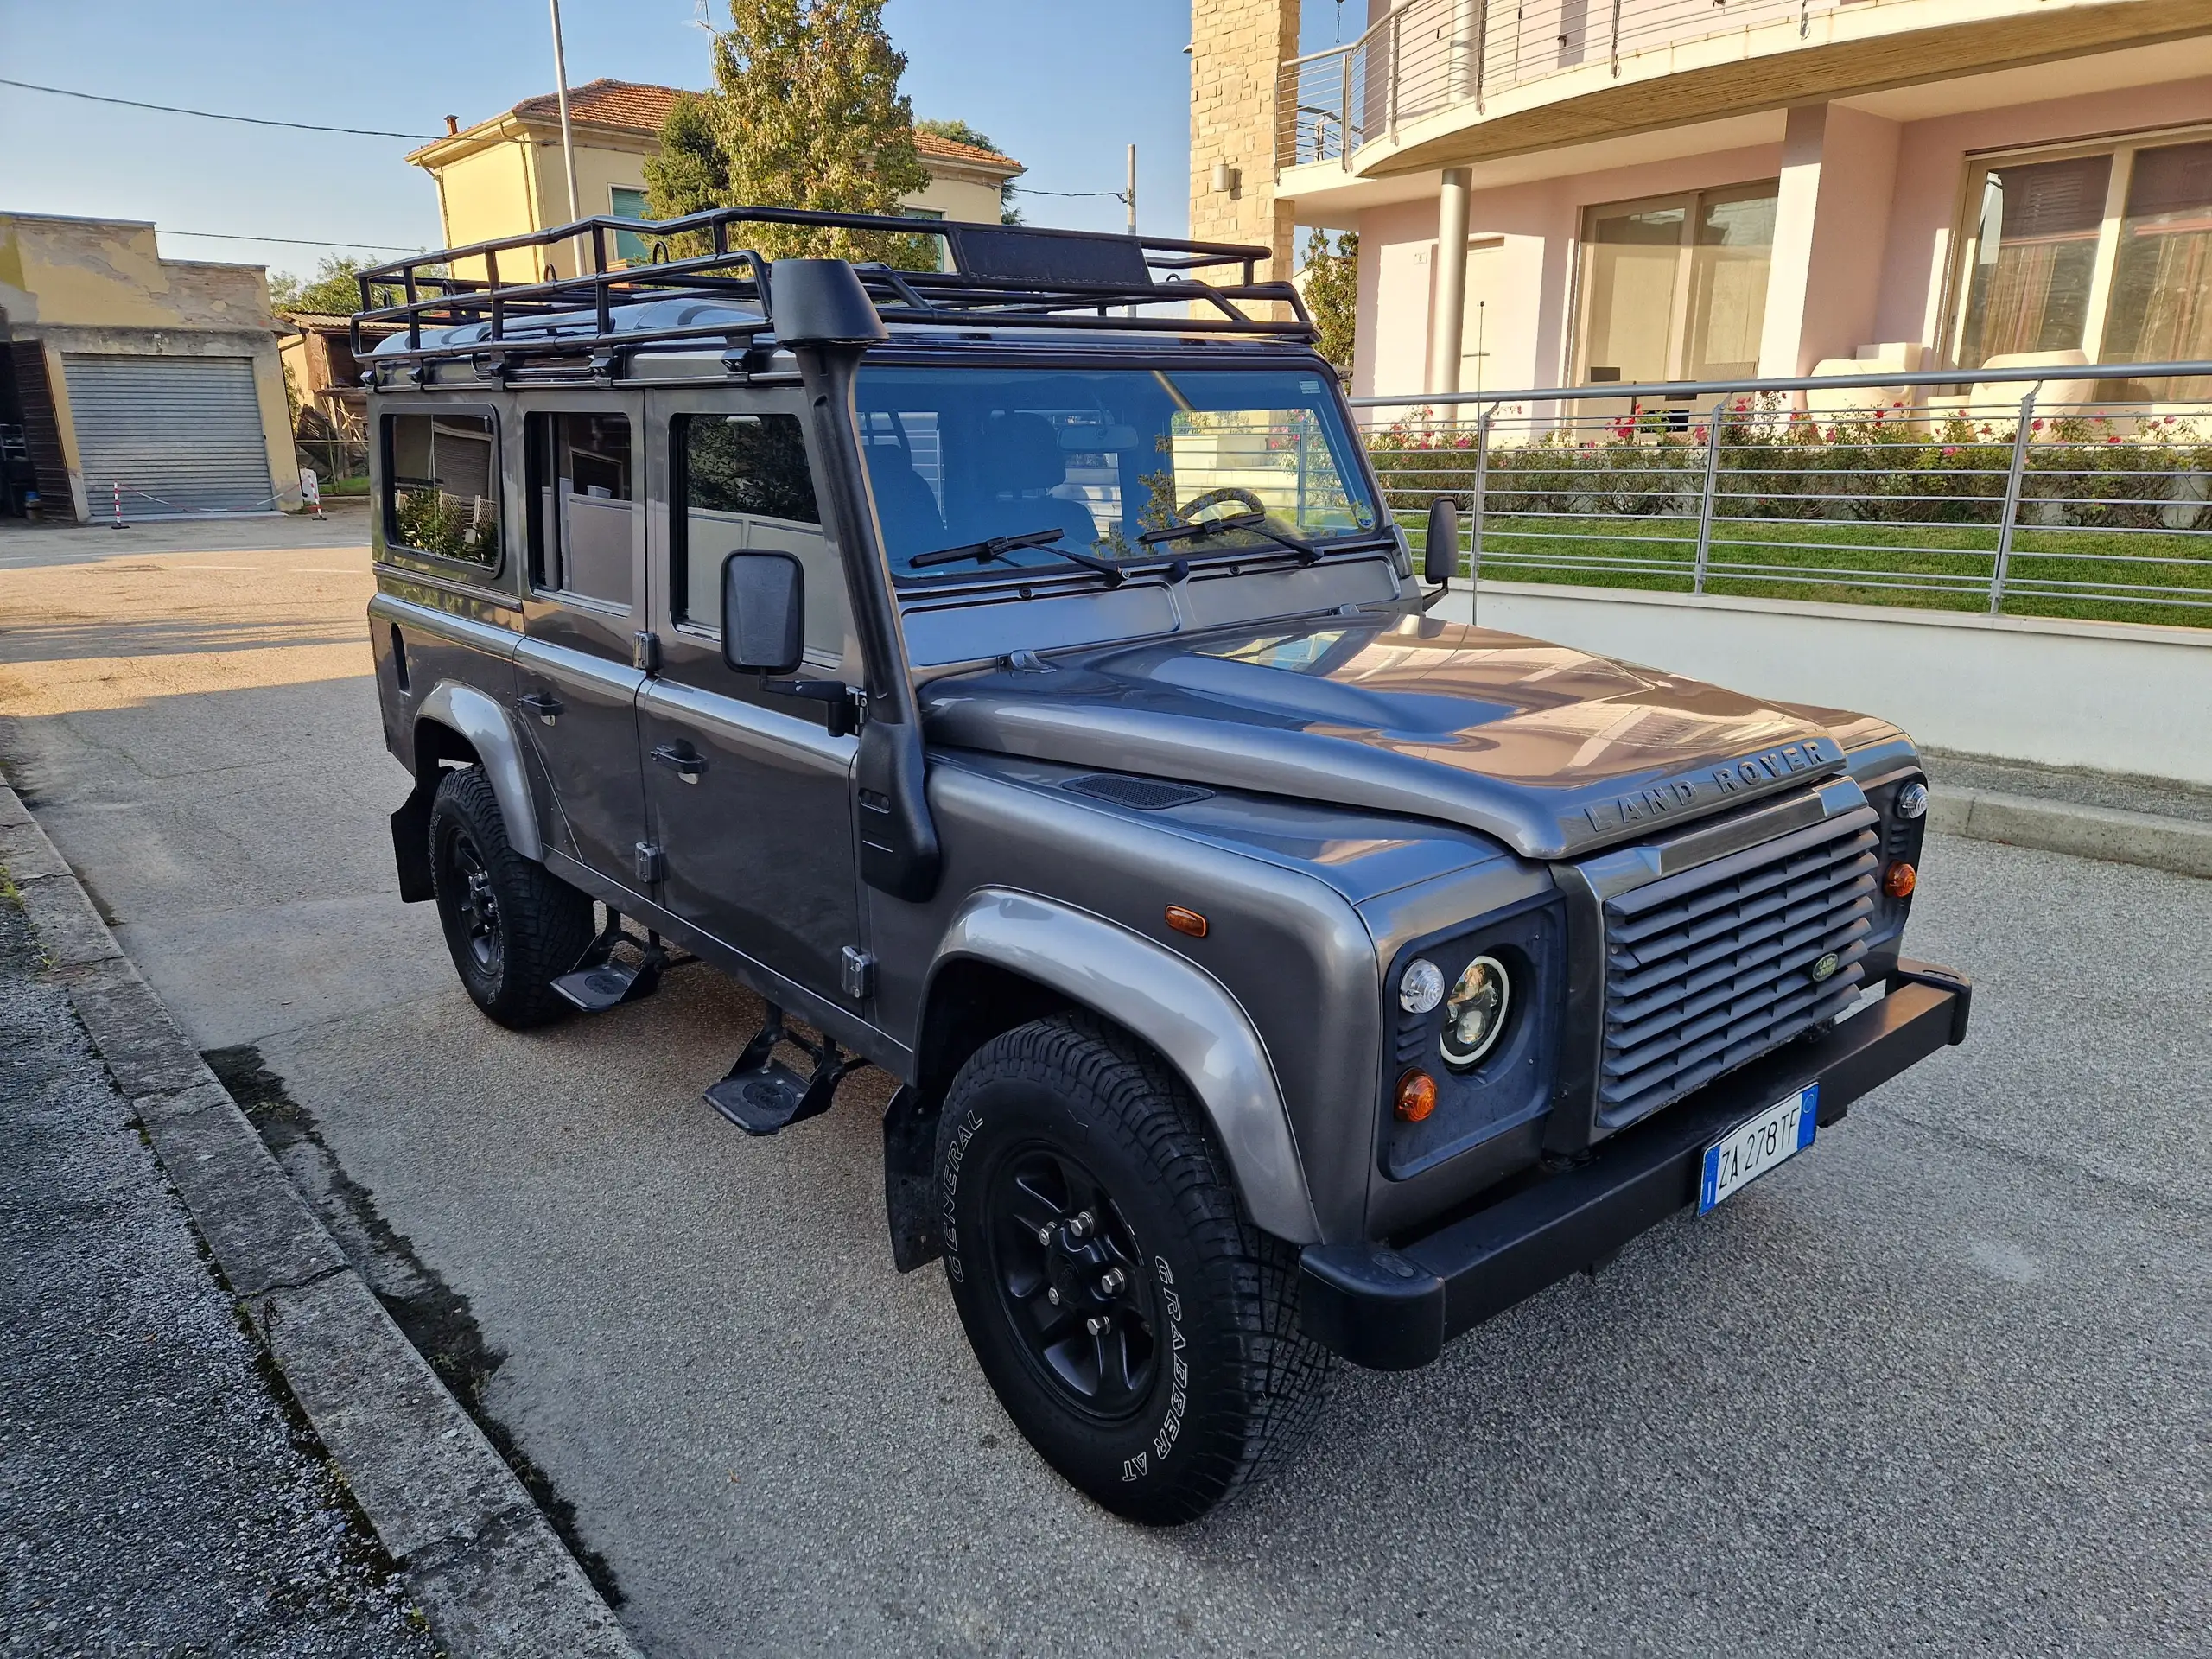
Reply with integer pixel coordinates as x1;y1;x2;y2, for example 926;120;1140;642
721;550;861;735
1420;495;1459;613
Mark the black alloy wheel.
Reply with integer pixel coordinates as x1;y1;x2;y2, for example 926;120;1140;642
986;1147;1158;1421
427;766;594;1029
445;830;505;978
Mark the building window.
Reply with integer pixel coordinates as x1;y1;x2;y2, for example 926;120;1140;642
385;411;499;568
1952;130;2212;396
611;186;651;264
1574;181;1777;387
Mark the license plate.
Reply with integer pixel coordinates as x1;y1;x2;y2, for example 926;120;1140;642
1698;1084;1819;1214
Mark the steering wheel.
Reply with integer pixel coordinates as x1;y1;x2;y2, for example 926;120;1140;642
1177;486;1268;526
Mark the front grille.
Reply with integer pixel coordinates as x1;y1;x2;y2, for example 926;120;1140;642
1598;806;1879;1123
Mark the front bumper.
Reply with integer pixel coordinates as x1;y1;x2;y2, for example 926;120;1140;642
1299;961;1972;1370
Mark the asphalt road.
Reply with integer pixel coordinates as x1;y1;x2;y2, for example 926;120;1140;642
1;511;2205;1657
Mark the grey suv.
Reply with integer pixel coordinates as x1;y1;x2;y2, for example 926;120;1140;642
359;207;1969;1522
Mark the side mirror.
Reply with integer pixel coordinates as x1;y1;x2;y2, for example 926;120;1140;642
721;550;805;675
1423;496;1459;588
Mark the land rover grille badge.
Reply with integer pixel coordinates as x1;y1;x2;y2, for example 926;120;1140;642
1810;951;1840;982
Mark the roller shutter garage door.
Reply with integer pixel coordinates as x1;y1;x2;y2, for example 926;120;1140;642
62;354;275;515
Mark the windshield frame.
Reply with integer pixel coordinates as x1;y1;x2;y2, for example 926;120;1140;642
850;353;1390;592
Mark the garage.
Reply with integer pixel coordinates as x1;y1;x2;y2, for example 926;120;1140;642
62;353;276;516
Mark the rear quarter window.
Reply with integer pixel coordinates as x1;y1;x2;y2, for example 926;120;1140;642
385;410;501;569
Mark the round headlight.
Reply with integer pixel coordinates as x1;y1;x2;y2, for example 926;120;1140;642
1896;780;1929;819
1399;958;1446;1014
1440;956;1510;1069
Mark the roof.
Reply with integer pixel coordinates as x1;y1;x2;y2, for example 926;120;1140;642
464;79;1020;174
280;311;403;334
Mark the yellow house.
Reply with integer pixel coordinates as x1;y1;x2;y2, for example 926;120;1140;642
0;211;296;522
406;79;1023;274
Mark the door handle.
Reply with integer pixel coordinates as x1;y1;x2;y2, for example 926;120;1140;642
652;742;706;783
516;690;563;725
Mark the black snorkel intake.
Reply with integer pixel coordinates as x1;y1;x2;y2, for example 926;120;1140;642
772;258;942;904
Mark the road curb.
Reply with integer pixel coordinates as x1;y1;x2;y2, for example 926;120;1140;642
1929;787;2212;880
0;777;639;1659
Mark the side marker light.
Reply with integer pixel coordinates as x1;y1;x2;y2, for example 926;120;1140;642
1395;1070;1438;1122
1165;905;1208;938
1884;861;1917;899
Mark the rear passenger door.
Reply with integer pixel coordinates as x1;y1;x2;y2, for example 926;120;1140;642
639;389;863;1001
513;397;652;895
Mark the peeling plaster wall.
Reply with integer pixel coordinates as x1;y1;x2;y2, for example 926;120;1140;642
0;213;291;522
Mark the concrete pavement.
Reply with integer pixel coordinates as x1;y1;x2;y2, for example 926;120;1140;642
1;512;2205;1656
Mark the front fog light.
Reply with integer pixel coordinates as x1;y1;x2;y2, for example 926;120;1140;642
1399;958;1445;1014
1897;780;1929;819
1440;956;1510;1068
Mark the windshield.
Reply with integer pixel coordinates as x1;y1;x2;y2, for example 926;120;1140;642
854;365;1383;581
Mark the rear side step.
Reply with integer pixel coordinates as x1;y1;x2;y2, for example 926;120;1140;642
705;1005;859;1135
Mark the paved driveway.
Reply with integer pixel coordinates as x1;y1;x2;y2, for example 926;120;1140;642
2;513;2204;1657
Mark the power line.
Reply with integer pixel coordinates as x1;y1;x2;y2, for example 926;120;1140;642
1016;186;1130;200
0;78;441;139
160;230;429;254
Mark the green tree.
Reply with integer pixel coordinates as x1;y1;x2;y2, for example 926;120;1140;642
1298;228;1357;374
268;256;370;316
915;118;1023;224
645;0;935;268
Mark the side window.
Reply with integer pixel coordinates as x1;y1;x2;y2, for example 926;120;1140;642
385;411;499;567
675;412;849;663
527;412;634;607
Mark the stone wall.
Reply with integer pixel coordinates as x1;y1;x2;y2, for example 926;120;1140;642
1189;0;1299;278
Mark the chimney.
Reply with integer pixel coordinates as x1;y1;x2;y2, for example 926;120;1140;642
444;115;460;136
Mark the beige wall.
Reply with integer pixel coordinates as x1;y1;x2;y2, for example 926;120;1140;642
906;170;1006;225
0;213;294;521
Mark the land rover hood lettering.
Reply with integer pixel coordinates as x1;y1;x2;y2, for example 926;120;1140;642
918;616;1853;859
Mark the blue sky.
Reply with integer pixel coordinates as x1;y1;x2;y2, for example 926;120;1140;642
0;0;1350;284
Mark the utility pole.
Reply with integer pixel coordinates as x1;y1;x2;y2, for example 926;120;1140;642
1125;144;1138;236
548;0;584;275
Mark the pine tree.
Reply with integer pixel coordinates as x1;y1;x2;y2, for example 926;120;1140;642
645;0;934;268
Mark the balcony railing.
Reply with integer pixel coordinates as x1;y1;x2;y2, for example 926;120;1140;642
1356;360;2212;627
1280;0;1853;170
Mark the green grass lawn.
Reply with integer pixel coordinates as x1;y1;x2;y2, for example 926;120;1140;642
1398;509;2212;631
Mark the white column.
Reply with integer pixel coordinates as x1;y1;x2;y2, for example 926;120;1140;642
1758;104;1901;378
1427;168;1472;395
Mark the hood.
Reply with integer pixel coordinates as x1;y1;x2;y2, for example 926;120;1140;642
918;614;1854;861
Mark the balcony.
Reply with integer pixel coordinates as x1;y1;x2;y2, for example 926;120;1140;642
1276;0;2211;188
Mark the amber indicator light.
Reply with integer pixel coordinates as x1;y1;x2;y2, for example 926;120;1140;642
1165;905;1209;938
1883;861;1918;899
1395;1070;1438;1122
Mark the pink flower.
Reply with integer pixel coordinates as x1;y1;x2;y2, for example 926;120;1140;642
2031;419;2044;432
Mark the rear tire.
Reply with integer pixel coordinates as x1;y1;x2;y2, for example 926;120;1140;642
428;766;594;1029
936;1014;1333;1524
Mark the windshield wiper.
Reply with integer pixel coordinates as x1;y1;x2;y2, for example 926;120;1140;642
1139;510;1318;563
907;526;1179;588
908;527;1070;569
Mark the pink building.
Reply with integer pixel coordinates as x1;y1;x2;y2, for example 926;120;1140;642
1193;0;2212;403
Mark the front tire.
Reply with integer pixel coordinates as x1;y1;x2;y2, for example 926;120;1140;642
937;1014;1333;1524
428;766;593;1029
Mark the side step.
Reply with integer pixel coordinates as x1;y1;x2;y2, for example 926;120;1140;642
704;1006;859;1136
552;913;667;1013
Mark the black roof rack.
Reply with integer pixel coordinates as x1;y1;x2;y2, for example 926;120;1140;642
353;204;1315;372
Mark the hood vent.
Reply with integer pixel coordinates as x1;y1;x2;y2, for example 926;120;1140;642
1063;773;1214;811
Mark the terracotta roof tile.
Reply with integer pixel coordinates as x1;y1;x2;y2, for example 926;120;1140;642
490;79;1020;172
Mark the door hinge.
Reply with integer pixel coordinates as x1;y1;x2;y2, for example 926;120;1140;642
633;630;662;674
840;945;876;1001
634;841;665;884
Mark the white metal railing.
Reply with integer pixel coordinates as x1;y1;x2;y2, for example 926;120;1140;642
1280;0;1844;169
1355;360;2212;622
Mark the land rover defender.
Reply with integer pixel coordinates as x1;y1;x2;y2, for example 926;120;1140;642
359;207;1970;1523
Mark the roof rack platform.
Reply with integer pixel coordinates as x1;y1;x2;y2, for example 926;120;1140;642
353;204;1315;372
